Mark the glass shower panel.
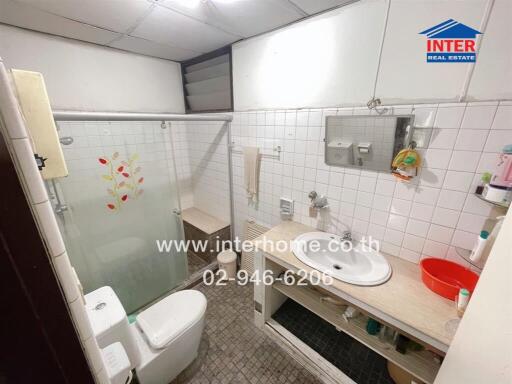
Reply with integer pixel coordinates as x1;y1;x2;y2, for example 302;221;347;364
51;121;187;314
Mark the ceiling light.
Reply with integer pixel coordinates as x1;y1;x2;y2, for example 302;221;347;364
169;0;202;9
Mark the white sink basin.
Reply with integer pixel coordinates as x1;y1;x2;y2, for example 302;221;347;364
292;232;392;286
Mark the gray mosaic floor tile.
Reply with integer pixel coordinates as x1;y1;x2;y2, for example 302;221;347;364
171;282;322;384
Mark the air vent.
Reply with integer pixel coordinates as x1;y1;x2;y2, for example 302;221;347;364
182;47;233;113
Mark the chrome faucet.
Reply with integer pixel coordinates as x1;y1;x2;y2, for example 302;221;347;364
341;231;352;242
308;191;328;209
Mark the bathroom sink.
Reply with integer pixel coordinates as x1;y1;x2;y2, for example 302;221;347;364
291;232;392;286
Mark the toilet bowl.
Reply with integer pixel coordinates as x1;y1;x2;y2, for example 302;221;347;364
85;286;207;384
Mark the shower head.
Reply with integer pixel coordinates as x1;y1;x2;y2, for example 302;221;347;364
59;136;74;145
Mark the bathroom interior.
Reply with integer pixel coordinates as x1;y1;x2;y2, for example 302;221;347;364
0;1;510;384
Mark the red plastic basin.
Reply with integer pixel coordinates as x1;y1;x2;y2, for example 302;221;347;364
420;258;479;301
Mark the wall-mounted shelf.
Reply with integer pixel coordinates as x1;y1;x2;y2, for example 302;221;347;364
272;281;441;384
454;247;484;271
230;143;281;160
474;192;510;208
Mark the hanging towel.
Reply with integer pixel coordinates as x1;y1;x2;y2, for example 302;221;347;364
243;146;260;203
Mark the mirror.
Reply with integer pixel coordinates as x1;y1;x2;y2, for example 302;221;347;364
325;115;415;172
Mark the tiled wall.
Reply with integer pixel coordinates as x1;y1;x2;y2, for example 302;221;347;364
175;121;231;223
0;61;108;383
229;101;512;265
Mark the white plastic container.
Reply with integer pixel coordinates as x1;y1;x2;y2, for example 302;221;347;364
217;250;237;279
470;230;489;263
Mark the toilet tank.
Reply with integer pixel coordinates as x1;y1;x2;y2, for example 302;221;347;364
85;286;140;368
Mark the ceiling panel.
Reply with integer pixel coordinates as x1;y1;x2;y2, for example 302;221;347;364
0;0;121;45
0;0;359;61
109;35;201;61
158;0;304;37
14;0;153;33
289;0;356;15
131;5;239;53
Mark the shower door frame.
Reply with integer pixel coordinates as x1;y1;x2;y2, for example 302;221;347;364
52;110;236;298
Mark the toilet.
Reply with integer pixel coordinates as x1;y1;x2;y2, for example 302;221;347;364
85;286;207;384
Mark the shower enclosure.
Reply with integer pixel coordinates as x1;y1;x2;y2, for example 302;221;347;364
48;112;233;314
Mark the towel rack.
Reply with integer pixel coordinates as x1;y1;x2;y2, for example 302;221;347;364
230;143;282;160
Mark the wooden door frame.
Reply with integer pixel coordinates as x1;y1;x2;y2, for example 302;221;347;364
0;130;95;383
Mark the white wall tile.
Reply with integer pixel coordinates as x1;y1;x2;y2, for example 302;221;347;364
484;130;512;152
419;168;445;188
390;198;412;216
384;227;404;246
434;106;465;129
413;186;439;205
491;105;512;130
358;176;376;193
432;207;460;228
424;149;452;169
402;233;425;253
399;248;420;263
375;179;396;196
11;138;48;204
423;239;449;258
454;130;488;151
442;171;473;192
461;104;497;130
452;229;477;250
228;102;498;265
437;190;467;211
53;253;80;303
394;182;416;200
372;194;392;212
427;224;454;244
410;202;434;222
370;209;389;226
457;212;488;234
367;223;386;240
429;129;458;149
33;201;66;257
448;151;481;172
463;194;493;216
406;218;430;237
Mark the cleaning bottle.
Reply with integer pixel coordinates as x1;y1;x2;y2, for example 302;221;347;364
478;216;506;264
470;230;489;263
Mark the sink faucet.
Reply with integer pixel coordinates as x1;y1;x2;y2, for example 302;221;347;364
308;191;328;209
341;231;352;242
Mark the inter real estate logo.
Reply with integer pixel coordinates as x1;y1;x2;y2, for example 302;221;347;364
419;19;482;63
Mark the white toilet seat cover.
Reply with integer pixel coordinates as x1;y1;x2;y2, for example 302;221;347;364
136;290;207;349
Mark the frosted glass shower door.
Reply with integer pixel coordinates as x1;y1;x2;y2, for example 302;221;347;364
52;121;188;313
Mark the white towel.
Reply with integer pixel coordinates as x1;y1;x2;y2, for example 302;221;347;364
243;146;260;203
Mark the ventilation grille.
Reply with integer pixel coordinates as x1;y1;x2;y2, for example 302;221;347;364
182;50;232;113
241;220;270;275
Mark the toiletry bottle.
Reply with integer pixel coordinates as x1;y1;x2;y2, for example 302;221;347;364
478;216;506;264
457;288;470;317
470;230;489;263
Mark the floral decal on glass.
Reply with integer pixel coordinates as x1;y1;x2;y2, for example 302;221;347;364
98;152;144;211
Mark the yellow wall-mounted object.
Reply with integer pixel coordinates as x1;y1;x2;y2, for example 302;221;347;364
11;69;68;179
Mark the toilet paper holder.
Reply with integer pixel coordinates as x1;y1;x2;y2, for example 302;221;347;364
358;142;372;154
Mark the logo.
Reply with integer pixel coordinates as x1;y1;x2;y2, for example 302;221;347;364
419;19;482;63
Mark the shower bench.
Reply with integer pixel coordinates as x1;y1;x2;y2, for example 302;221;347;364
181;207;231;263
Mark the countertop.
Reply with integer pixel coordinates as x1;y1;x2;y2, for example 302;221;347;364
254;221;459;352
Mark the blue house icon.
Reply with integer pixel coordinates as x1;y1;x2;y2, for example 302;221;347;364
419;19;482;39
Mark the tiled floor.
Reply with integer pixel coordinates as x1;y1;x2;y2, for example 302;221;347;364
187;252;208;276
273;300;394;384
171;282;322;384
